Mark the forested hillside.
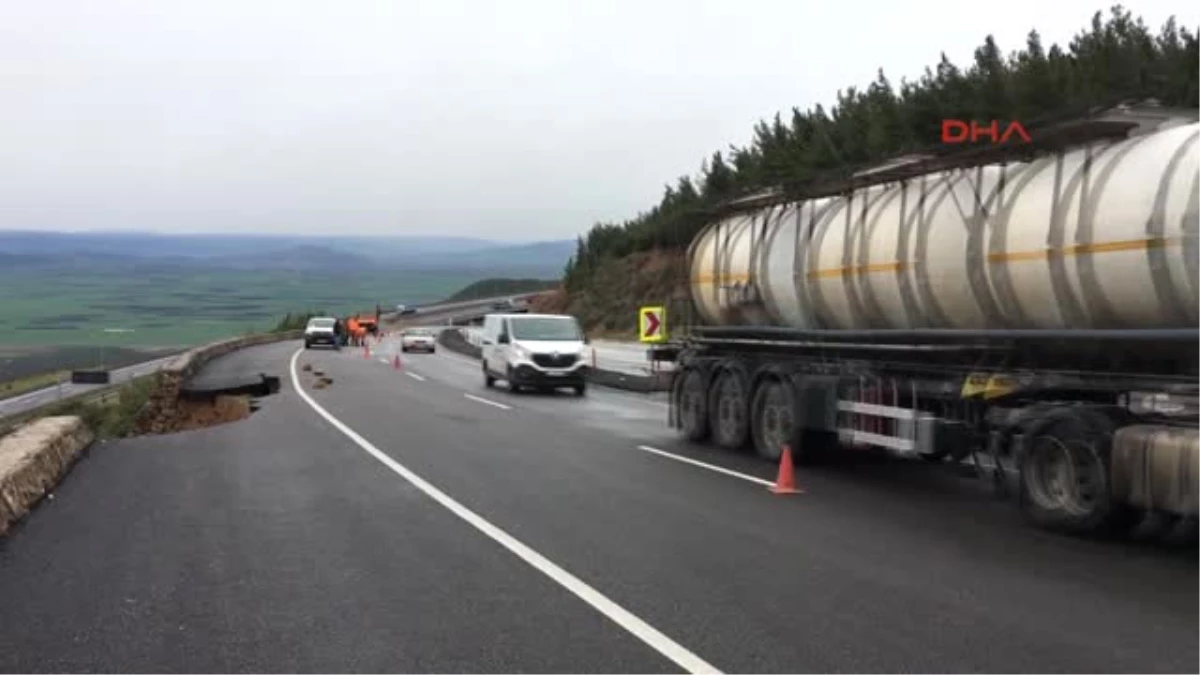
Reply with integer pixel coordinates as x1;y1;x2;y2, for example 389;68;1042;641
561;6;1197;309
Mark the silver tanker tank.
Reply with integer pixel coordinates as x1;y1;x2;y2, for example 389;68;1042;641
689;120;1199;331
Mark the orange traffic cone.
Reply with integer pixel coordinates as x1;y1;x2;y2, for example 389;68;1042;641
393;354;402;370
769;444;802;494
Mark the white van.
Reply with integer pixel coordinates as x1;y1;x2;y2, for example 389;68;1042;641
480;313;589;395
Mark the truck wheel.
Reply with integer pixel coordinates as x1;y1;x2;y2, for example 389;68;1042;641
709;367;751;450
1018;407;1133;536
676;367;710;442
751;378;793;462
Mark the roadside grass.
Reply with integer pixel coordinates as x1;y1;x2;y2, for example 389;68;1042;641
12;374;163;440
0;370;67;402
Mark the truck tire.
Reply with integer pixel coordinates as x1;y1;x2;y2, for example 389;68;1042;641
708;365;751;450
1017;406;1136;536
751;378;794;462
676;367;710;442
753;372;840;461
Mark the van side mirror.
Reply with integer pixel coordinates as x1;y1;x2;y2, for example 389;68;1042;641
498;333;510;344
582;335;590;344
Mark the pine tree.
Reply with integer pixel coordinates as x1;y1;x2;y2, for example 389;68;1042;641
563;6;1197;290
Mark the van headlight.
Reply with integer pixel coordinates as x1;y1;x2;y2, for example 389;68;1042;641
511;345;530;360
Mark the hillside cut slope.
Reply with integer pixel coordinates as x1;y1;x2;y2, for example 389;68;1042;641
533;249;688;338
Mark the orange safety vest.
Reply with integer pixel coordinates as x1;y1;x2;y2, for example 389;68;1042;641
347;318;359;333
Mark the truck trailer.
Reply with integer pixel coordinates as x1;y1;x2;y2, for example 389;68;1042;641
653;105;1199;538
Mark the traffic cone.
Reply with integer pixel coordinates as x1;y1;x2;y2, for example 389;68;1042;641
393;354;402;370
769;444;802;494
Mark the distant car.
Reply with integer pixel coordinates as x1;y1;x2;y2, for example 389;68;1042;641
396;304;418;315
400;328;436;353
492;300;514;310
304;317;340;350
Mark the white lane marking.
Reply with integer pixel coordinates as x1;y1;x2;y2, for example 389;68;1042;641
287;349;720;674
406;372;426;382
379;357;389;364
636;445;775;488
464;393;512;410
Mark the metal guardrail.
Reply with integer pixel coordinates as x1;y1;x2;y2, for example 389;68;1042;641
0;371;161;435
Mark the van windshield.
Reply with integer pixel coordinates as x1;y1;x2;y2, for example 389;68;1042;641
509;317;582;341
308;318;335;328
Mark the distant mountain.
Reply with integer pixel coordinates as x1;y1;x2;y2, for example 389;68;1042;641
395;239;575;275
211;243;379;271
0;231;575;276
444;278;560;303
0;230;502;259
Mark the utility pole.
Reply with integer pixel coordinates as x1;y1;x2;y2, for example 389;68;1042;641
101;328;134;374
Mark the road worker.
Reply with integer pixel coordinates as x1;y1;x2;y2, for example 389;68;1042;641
347;316;360;347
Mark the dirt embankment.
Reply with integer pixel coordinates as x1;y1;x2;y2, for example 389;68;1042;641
531;249;688;337
175;395;254;431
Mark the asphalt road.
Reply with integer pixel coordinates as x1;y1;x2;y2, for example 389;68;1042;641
0;355;178;419
1;338;1195;673
0;292;532;422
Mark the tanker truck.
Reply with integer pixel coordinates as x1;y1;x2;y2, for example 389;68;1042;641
653;107;1199;537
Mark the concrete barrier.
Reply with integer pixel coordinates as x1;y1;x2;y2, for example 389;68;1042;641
132;330;303;435
438;328;483;359
0;416;93;535
436;328;672;392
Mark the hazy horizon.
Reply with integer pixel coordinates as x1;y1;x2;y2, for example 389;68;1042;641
2;0;1195;239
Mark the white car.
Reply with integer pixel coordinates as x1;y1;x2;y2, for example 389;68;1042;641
400;328;436;353
304;317;340;350
480;313;588;395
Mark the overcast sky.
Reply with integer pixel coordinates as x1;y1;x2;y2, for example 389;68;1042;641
1;0;1195;241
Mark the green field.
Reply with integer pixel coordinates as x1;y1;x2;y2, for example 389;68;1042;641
0;266;476;349
0;344;182;384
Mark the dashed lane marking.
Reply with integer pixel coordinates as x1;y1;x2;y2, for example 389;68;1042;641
463;393;512;410
288;348;721;674
406;372;426;382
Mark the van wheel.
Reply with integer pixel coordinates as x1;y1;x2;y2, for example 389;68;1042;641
482;361;495;388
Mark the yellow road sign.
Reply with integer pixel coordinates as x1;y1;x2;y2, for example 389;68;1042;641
639;306;667;343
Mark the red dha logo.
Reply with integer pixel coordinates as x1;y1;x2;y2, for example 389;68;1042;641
941;120;1032;144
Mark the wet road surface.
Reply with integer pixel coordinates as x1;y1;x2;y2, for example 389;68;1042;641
0;338;1195;673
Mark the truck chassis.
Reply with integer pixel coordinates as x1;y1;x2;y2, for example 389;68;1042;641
656;327;1199;539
